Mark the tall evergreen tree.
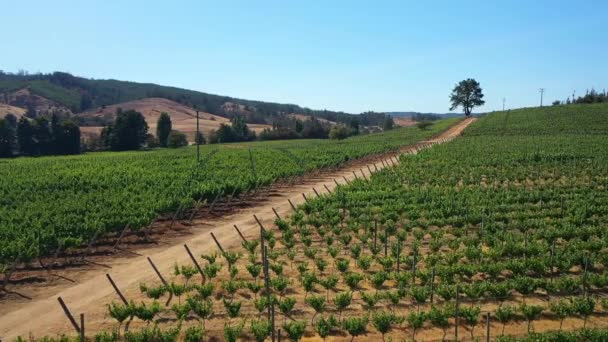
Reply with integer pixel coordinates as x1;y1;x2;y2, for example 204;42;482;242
0;119;16;157
17;117;35;155
102;109;148;151
33;117;52;155
156;112;172;147
55;120;81;154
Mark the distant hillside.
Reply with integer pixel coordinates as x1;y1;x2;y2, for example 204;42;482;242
0;103;26;119
388;111;463;118
79;97;271;142
0;71;391;126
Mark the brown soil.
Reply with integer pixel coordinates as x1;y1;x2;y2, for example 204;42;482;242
393;117;417;127
0;118;476;341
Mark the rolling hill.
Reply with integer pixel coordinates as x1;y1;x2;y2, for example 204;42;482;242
78;97;271;141
0;71;391;127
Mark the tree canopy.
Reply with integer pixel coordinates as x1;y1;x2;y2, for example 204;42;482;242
156;112;172;147
449;78;485;116
101;109;148;151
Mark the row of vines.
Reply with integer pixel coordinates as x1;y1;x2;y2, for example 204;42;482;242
0;119;458;269
16;103;608;341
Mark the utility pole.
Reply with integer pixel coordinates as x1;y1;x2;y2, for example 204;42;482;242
502;98;506;111
572;90;576;102
196;108;200;164
539;88;545;107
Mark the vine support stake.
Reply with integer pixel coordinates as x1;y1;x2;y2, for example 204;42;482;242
333;178;340;186
287;199;297;211
367;165;373;174
206;190;224;216
210;232;225;254
105;274;128;305
184;244;206;283
343;176;350;184
272;207;282;220
455;286;460;341
80;231;100;263
57;297;81;335
352;171;359;180
374;163;378;172
430;268;436;305
486;312;491;342
80;313;85;342
302;193;309;202
187;198;205;223
263;246;271;321
360;169;368;181
233;225;248;242
112;225;130;251
169;202;184;230
312;188;320;197
323;184;332;194
147;257;173;305
271;297;276;342
254;214;267;233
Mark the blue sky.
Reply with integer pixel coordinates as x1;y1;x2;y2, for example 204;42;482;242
2;0;607;113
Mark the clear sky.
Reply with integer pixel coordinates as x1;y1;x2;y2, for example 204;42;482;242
2;0;607;114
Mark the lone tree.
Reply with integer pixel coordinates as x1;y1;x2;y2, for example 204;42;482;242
449;78;485;116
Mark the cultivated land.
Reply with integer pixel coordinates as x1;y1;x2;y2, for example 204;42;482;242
0;118;473;340
0;119;459;273
4;103;608;342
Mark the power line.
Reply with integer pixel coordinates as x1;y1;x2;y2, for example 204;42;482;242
539;88;545;107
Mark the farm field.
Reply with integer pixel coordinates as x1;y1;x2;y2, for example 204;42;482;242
4;104;608;341
0;118;458;274
0;118;474;340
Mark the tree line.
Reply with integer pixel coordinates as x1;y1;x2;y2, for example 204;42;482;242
553;88;608;106
0;114;80;158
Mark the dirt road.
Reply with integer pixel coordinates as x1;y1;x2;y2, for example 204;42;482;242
0;118;475;340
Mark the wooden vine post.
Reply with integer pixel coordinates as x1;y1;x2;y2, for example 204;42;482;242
455;285;460;341
184;244;206;283
80;313;85;342
57;297;83;339
147;257;173;305
486;312;491;342
430;268;436;305
105;274;128;305
210;232;225;254
272;207;282;220
233;225;248;242
287;199;296;211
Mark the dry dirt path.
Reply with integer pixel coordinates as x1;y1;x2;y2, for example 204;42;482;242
0;118;475;340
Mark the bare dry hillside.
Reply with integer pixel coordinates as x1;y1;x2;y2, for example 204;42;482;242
79;97;271;141
0;103;26;119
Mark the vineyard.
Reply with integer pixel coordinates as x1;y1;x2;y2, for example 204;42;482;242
8;103;608;341
0;119;457;273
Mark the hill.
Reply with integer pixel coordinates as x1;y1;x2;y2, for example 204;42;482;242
0;71;392;127
0;103;26;119
388;111;463;118
78;97;271;141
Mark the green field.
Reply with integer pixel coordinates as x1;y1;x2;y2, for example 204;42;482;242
47;103;608;341
0;119;457;265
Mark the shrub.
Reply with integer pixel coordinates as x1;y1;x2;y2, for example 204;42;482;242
167;130;188;148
